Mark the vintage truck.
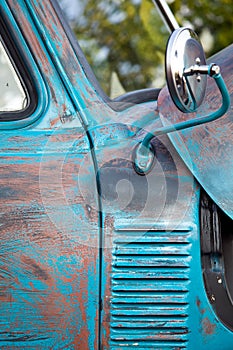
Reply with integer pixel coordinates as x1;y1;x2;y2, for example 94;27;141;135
0;0;233;349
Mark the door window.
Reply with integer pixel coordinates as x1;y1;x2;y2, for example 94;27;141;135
0;13;37;122
0;40;27;112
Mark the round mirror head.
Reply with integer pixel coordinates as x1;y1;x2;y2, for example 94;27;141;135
165;27;207;113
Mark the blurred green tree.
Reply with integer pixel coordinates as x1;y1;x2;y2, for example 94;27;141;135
170;0;233;54
59;0;233;96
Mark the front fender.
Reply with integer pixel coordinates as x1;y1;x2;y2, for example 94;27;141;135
158;44;233;219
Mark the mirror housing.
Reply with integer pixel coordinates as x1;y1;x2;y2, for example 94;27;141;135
165;27;207;113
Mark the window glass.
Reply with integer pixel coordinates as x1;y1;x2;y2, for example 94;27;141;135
59;0;170;98
0;40;27;112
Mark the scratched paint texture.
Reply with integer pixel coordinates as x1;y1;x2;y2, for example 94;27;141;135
1;0;233;349
1;1;101;346
92;119;233;349
96;128;195;349
0;130;100;348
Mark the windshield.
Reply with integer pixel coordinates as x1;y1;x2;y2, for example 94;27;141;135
58;0;233;98
59;0;170;97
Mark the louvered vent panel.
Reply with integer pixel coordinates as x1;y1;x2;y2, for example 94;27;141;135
109;229;192;349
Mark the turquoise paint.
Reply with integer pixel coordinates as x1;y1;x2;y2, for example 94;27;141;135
165;45;233;220
0;0;232;349
87;261;100;350
187;189;233;349
25;0;95;126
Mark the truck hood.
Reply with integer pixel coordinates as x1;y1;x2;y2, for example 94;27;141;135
158;44;233;218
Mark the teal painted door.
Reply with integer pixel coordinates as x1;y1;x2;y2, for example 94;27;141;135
0;1;100;348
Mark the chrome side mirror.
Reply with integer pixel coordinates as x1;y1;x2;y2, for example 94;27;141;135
166;27;207;113
133;27;230;175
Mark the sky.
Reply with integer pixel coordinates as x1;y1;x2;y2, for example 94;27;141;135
59;0;83;20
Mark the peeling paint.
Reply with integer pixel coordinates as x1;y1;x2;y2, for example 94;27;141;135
1;1;233;349
202;317;216;336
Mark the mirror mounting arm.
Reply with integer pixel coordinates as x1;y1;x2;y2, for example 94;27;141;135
133;65;230;175
183;63;220;80
152;0;179;33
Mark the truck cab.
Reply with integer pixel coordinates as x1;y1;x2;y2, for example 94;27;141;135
0;0;233;349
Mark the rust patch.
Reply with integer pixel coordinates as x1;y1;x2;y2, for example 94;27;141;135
9;0;52;76
20;255;49;281
196;297;205;315
31;0;82;79
202;317;216;335
50;114;61;128
196;298;201;308
196;298;216;336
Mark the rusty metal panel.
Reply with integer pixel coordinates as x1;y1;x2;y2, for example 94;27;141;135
2;0;233;348
96;125;233;349
95;127;194;349
0;1;100;348
0;129;100;348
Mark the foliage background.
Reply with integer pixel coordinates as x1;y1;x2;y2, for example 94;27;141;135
59;0;233;96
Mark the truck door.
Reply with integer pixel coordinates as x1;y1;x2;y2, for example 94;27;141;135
0;2;100;348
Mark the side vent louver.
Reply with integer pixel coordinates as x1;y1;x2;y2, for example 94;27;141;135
110;228;192;349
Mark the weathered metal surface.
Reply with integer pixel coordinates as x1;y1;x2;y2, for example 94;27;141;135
158;44;233;219
18;0;104;125
109;227;191;349
93;120;233;349
1;0;233;349
0;129;100;348
0;7;101;346
0;10;101;348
